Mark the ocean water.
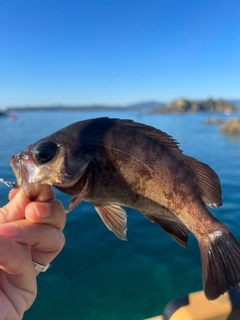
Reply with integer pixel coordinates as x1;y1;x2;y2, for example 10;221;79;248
0;110;240;320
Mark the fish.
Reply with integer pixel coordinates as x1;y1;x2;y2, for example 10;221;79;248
10;117;240;300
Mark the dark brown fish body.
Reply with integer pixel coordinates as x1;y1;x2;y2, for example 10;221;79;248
10;117;240;300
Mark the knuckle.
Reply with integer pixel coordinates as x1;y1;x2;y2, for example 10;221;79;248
48;230;65;253
0;206;9;223
57;231;66;251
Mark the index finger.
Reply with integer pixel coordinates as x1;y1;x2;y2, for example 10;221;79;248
0;185;55;224
0;189;30;223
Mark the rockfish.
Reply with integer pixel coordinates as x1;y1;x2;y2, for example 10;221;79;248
10;117;240;300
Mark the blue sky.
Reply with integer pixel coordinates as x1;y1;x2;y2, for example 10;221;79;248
1;0;239;107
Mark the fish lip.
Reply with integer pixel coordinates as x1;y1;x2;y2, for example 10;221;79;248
10;154;24;186
10;152;36;186
10;153;44;199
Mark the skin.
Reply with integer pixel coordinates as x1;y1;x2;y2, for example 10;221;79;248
0;186;66;320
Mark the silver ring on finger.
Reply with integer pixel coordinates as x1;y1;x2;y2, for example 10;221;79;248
32;260;50;272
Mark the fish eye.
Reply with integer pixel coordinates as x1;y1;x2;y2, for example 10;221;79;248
34;142;58;164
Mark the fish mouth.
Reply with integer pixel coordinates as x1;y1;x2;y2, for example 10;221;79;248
10;152;49;199
10;151;40;187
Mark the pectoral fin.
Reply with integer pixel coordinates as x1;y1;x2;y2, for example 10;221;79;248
94;204;127;240
145;214;189;248
64;180;89;213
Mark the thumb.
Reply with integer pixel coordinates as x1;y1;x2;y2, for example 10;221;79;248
28;184;55;202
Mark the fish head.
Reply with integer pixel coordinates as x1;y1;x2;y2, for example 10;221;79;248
10;135;94;198
11;140;65;186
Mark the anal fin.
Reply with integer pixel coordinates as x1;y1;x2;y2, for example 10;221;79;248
145;214;189;248
94;204;127;240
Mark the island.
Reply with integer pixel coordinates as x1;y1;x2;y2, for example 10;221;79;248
151;98;237;114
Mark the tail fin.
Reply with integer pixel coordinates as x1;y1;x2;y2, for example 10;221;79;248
199;231;240;300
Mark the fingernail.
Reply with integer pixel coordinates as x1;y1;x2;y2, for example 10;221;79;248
0;223;20;238
33;203;51;218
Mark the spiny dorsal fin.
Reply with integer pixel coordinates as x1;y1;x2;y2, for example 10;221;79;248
94;204;127;240
183;155;222;208
145;214;189;248
115;119;182;154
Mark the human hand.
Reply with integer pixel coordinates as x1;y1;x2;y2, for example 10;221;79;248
0;186;66;320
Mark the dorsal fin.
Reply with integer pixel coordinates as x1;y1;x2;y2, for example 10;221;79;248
115;119;182;154
183;155;222;208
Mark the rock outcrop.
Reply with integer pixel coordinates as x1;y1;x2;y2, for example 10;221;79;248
204;118;224;125
220;117;240;135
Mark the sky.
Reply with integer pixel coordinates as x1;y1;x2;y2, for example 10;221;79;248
0;0;240;107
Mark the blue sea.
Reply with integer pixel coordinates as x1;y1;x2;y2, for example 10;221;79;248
0;110;240;320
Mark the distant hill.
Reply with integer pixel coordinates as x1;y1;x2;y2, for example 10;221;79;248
124;101;165;111
0;110;7;116
6;101;166;113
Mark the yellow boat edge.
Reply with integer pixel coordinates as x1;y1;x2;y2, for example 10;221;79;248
145;288;240;320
